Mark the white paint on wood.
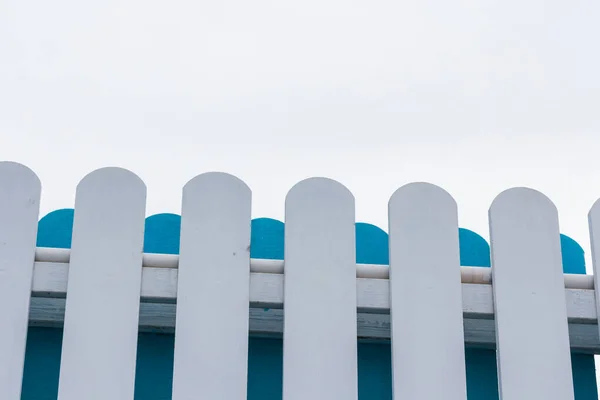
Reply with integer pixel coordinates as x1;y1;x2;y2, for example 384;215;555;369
171;173;252;400
28;261;599;319
0;162;41;400
388;183;467;399
587;199;600;342
57;168;146;400
27;293;600;353
282;178;358;400
35;247;390;278
33;246;596;289
489;188;574;400
26;261;600;349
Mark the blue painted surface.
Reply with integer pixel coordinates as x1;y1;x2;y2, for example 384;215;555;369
20;211;598;399
36;209;74;248
250;218;284;260
458;228;498;400
143;213;181;255
24;210;71;399
561;234;587;275
355;223;393;398
21;328;62;400
458;228;490;267
133;213;180;399
356;222;389;265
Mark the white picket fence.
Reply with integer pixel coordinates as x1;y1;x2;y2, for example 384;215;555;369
2;160;600;399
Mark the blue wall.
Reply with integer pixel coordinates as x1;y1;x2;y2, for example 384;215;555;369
21;210;597;399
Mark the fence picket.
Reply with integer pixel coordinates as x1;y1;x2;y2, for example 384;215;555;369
0;162;41;400
489;188;574;399
388;183;467;399
283;178;357;400
57;168;146;400
171;173;252;400
2;161;598;400
587;200;600;345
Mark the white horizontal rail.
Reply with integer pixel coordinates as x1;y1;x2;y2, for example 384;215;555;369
26;261;600;352
35;247;594;289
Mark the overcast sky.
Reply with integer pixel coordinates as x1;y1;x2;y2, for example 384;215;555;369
2;0;600;376
2;0;600;247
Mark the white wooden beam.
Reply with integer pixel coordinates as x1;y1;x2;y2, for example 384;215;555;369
26;264;600;351
32;247;595;289
27;295;600;352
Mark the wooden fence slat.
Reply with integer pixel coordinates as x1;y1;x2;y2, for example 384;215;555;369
388;183;467;399
57;168;146;400
283;178;357;400
587;200;600;345
0;162;41;400
489;188;574;400
171;173;252;400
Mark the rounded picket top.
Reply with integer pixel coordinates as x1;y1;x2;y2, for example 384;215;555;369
590;197;600;216
488;187;560;261
587;198;600;277
285;177;355;211
489;187;558;220
0;161;41;195
76;167;147;199
284;177;355;260
388;182;458;220
588;197;600;235
0;161;42;250
183;172;251;201
71;166;148;262
387;181;460;270
179;171;252;261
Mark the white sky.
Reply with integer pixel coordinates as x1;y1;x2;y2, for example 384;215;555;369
2;0;600;390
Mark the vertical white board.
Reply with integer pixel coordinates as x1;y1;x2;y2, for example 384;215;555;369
57;168;146;400
587;199;600;342
388;183;466;400
0;162;41;400
489;188;574;400
171;173;251;400
283;178;357;400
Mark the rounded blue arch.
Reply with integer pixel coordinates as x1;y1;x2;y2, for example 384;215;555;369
355;223;388;265
458;228;490;267
37;208;74;249
143;213;181;255
250;218;284;260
